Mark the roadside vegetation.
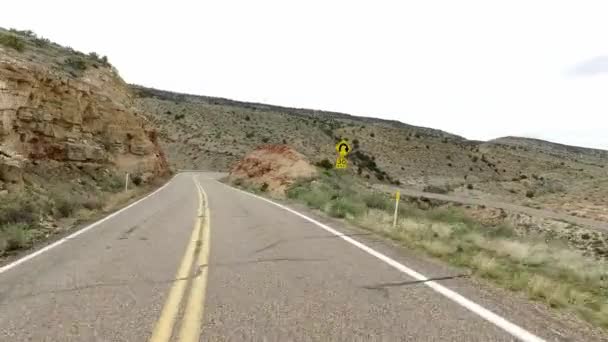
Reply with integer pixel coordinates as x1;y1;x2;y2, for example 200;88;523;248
0;172;152;258
283;169;608;329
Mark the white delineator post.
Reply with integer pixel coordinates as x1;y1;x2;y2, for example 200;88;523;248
125;173;130;192
393;190;400;228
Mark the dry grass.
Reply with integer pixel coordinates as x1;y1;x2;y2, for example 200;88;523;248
0;223;31;254
0;171;157;257
358;208;608;328
283;170;608;329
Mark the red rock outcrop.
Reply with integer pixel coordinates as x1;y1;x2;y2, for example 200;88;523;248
229;145;317;196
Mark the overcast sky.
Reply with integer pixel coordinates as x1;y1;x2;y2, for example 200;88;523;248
1;1;607;149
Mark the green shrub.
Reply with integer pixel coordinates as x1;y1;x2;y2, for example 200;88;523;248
0;33;25;51
326;197;367;218
131;174;143;186
100;173;124;192
286;182;308;199
33;37;50;47
301;189;333;209
0;223;30;252
315;159;333;170
526;190;535;198
363;193;391;211
82;195;104;210
0;194;38;225
260;182;269;192
54;194;82;218
65;57;87;71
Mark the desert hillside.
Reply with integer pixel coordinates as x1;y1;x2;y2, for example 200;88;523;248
0;28;169;256
134;86;607;222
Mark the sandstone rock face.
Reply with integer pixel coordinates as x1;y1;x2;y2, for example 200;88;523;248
0;49;168;186
229;145;317;196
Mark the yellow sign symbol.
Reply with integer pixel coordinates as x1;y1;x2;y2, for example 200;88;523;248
335;139;351;169
335;157;347;169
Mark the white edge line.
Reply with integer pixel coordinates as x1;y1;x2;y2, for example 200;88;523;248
0;175;177;275
220;182;546;342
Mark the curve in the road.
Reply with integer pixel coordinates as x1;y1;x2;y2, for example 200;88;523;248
223;182;546;342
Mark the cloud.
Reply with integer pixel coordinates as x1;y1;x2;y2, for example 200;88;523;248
569;56;608;76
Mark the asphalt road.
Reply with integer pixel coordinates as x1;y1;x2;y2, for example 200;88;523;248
0;173;602;341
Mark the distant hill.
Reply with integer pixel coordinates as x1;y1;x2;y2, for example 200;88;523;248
131;86;464;139
132;84;608;223
489;136;608;161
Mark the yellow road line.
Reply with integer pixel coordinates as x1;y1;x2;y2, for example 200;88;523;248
148;177;206;342
179;179;211;341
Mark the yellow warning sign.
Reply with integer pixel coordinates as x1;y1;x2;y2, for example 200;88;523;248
335;140;351;169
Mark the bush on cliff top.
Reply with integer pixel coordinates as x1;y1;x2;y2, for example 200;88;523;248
0;33;25;52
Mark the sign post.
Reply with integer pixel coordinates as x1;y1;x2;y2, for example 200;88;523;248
125;173;130;193
393;190;400;227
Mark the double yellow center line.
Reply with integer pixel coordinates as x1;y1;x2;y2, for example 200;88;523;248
149;177;211;342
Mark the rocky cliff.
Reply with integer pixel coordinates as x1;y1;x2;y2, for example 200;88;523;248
0;28;168;191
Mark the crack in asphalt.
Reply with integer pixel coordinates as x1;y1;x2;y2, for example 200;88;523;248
249;233;376;255
118;224;140;240
360;273;470;299
251;240;284;254
362;273;470;291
